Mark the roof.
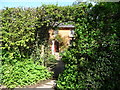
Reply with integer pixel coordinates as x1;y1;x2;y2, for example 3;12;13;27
53;22;75;28
58;24;75;28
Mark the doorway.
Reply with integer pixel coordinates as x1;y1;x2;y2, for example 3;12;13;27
55;41;59;52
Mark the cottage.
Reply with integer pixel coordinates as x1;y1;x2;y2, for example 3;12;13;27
49;24;75;55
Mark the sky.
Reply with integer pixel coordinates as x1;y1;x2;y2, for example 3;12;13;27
0;0;77;9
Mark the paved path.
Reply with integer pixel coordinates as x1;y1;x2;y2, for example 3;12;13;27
35;53;65;89
53;60;65;78
36;80;56;89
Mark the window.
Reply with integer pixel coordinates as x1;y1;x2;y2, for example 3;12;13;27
70;29;74;35
54;30;58;35
69;29;74;37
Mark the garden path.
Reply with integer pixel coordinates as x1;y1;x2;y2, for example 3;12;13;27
35;80;56;89
35;52;65;89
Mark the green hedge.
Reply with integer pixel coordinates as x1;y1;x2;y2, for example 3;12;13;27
1;5;66;88
57;2;120;89
1;5;78;88
1;2;120;89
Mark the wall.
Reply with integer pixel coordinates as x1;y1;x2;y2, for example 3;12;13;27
49;27;74;52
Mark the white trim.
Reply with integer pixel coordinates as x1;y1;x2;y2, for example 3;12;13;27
52;40;55;55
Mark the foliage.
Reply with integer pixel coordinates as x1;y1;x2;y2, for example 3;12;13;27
57;2;120;89
1;59;53;88
1;7;36;58
1;2;120;89
1;5;74;88
1;5;75;63
57;64;78;89
54;34;68;52
39;45;57;68
44;53;57;69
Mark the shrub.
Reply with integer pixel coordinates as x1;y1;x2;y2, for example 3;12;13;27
57;64;78;89
57;2;120;89
1;59;53;88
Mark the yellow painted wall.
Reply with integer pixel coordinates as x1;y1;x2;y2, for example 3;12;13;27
59;29;71;45
49;29;73;45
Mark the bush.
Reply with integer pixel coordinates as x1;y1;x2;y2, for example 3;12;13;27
57;64;78;89
57;2;120;89
1;59;53;88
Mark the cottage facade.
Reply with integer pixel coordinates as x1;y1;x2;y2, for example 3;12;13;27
49;25;75;55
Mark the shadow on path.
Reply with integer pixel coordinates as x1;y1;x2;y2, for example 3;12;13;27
52;60;65;79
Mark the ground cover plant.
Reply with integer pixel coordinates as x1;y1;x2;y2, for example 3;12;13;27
1;59;52;88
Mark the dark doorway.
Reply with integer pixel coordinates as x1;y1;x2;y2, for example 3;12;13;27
55;41;59;52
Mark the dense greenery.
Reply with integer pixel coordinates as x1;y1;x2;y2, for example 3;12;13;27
57;2;120;89
1;5;74;64
1;4;82;88
2;60;52;88
1;2;120;89
1;5;69;88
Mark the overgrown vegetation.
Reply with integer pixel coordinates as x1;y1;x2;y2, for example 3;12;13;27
2;59;52;88
1;2;120;89
57;2;120;89
1;5;70;88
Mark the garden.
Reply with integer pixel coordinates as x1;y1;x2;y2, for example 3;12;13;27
1;2;120;89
